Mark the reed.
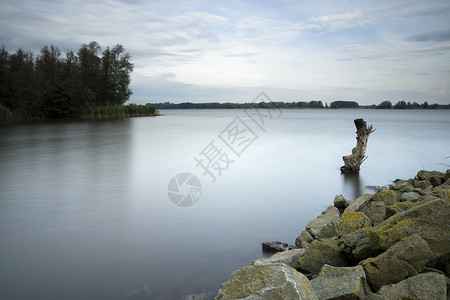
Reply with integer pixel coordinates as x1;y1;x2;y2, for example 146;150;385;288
81;104;159;119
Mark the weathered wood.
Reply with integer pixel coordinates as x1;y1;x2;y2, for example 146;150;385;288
340;118;375;173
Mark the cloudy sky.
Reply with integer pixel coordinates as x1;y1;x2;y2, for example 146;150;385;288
1;0;450;104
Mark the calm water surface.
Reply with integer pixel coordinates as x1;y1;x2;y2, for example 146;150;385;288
1;109;449;299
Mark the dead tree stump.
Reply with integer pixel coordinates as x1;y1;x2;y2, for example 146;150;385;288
340;118;375;173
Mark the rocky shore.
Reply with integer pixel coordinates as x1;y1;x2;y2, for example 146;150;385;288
215;170;450;299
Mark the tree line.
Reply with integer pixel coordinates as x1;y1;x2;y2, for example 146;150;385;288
147;100;448;110
0;42;136;119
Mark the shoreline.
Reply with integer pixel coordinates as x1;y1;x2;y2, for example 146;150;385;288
215;169;450;299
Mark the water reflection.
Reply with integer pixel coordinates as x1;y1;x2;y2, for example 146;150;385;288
341;172;363;200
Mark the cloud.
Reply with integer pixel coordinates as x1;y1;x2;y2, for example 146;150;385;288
406;29;450;42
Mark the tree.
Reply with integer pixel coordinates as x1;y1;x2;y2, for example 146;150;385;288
377;100;392;109
394;101;406;109
422;101;429;109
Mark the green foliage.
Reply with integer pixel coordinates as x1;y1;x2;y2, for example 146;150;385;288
0;42;135;120
82;104;158;119
330;101;359;108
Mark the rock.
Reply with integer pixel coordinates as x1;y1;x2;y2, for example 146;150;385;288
214;263;318;300
310;264;370;300
431;188;450;201
298;239;349;275
338;211;371;237
414;179;432;190
182;293;211;300
339;227;382;262
262;241;289;253
364;293;389;300
390;180;425;195
334;194;349;213
417;170;447;187
295;230;314;249
371;189;398;205
377;272;447;300
399;191;421;202
340;199;450;262
360;200;386;226
385;201;414;218
305;206;340;240
361;234;435;291
252;249;306;269
345;193;373;213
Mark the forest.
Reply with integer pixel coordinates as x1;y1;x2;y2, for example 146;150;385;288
0;42;156;120
147;100;446;110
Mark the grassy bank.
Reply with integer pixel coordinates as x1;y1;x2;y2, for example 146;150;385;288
81;104;159;119
1;104;159;121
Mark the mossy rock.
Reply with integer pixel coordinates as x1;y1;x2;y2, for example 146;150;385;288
338;211;371;236
298;239;349;275
215;263;318;300
372;190;399;205
360;234;434;291
417;170;446;186
386;201;415;218
340;199;450;262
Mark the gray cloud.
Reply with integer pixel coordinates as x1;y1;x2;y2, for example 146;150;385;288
406;29;450;42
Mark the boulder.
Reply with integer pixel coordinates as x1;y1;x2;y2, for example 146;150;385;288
385;201;414;218
345;193;373;213
338;211;371;237
361;234;434;291
431;188;450;201
298;239;349;275
413;179;432;190
214;263;318;300
339;227;382;262
340;199;450;262
295;230;314;249
310;264;370;300
417;170;446;187
262;241;289;253
333;194;349;213
305;206;340;240
371;190;398;206
390;180;425;195
360;200;386;226
399;191;421;202
252;249;306;269
377;272;447;300
363;293;389;300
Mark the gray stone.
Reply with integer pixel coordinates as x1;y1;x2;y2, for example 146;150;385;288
310;264;369;300
295;230;314;249
361;234;435;291
417;170;446;187
363;293;389;300
305;206;340;240
252;249;306;269
262;241;289;253
399;191;421;202
214;263;318;300
338;211;371;237
360;200;386;226
414;179;432;190
340;199;450;262
298;239;349;275
334;194;349;213
378;272;447;300
385;201;414;218
345;193;373;213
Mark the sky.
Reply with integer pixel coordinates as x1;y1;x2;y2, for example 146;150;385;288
1;0;450;105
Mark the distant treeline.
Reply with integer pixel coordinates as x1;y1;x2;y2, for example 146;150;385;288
147;100;448;109
1;42;157;120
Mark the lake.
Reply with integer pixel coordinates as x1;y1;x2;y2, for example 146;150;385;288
1;109;449;299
